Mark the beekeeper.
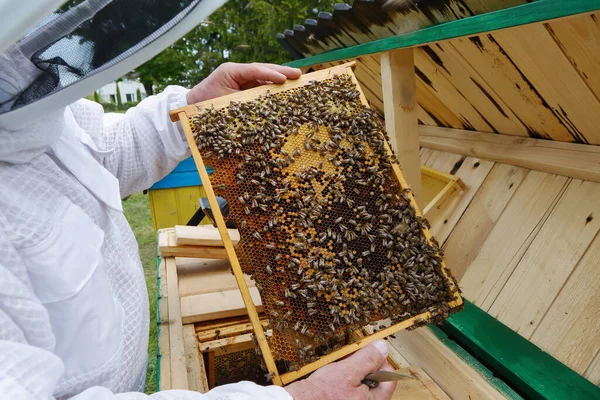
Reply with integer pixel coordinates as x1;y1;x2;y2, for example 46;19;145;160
0;1;396;399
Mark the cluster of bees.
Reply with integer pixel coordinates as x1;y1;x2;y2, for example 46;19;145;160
190;74;460;371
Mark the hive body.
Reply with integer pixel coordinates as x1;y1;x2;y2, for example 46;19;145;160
174;64;462;380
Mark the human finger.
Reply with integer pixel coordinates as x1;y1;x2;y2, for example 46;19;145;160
252;63;302;79
341;340;389;383
228;63;289;86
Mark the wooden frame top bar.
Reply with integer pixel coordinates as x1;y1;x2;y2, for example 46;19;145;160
283;0;600;68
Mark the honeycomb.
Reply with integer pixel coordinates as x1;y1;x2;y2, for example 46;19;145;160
212;347;265;387
188;73;461;372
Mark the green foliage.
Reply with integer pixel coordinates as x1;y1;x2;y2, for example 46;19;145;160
134;0;336;92
93;91;101;103
136;88;143;102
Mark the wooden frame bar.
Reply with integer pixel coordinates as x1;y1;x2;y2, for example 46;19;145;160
380;48;423;208
284;0;600;68
173;63;462;386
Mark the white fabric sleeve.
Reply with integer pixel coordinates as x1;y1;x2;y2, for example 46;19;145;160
100;86;192;197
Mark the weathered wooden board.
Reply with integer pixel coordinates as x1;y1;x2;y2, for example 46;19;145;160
529;233;600;375
460;171;570;309
391;366;451;400
443;163;527;280
585;351;600;385
183;324;209;392
489;180;600;338
159;229;228;259
180;287;263;324
176;258;255;298
175;225;240;247
166;257;188;390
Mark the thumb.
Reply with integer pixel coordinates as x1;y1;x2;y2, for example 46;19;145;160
342;340;389;379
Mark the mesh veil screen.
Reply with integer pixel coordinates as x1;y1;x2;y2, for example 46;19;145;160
7;0;201;112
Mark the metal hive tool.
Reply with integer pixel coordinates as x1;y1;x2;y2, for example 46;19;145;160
170;62;463;385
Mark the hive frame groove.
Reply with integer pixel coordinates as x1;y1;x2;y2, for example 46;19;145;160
172;62;463;386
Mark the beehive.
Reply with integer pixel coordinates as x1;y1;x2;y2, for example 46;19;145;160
170;63;462;384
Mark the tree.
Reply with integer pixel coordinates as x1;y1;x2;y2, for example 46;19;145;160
93;91;100;103
133;0;337;92
136;88;142;102
115;79;122;107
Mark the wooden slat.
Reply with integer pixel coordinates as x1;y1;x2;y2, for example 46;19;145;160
159;229;228;259
427;156;494;244
444;164;527;280
545;13;600;103
414;48;494;132
492;24;600;144
585;351;600;385
200;333;257;356
442;301;600;399
448;35;572;141
460;171;570;309
183;324;209;392
489;179;600;338
175;225;240;247
180;287;263;324
285;0;600;68
196;320;268;342
166;257;188;390
389;328;510;399
417;43;529;136
391;366;451;400
158;259;171;390
529;233;600;375
177;258;255;298
419;126;600;183
380;48;423;207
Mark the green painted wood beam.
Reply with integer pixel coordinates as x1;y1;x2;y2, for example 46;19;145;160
285;0;600;68
441;300;600;400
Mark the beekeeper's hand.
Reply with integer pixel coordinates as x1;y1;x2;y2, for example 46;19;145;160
187;62;302;104
284;340;397;400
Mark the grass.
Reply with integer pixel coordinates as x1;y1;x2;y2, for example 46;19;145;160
122;192;158;394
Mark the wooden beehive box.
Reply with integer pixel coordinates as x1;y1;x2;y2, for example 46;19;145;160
168;62;463;385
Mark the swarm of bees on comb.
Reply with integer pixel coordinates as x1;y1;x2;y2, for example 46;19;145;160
189;73;461;372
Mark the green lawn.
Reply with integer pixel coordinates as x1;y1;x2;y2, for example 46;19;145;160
122;192;158;394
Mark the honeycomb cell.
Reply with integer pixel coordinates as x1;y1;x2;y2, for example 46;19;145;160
189;74;461;372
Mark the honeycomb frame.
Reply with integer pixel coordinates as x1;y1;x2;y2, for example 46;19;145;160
170;62;463;386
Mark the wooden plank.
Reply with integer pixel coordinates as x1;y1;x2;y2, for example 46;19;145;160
419;126;600;182
175;225;240;247
415;48;494;132
489;179;600;338
530;233;600;375
492;24;600;144
166;257;188;390
196;320;268;342
442;301;600;399
200;333;257;356
448;35;572;141
177;258;255;298
427;156;494;244
389;327;513;400
545;13;600;103
159;229;228;259
285;0;600;68
416;78;465;129
417;43;529;136
380;48;423;207
391;366;451;400
444;163;527;280
183;324;209;392
180;287;263;325
460;171;570;310
585;350;600;385
158;321;171;390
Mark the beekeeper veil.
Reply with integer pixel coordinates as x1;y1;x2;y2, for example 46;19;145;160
0;0;226;130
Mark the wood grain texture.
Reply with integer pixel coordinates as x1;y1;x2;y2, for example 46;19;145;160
391;366;451;400
158;259;171;390
444;163;527;280
419;126;600;182
460;171;570;309
489;179;600;338
448;34;573;141
166;257;188;390
416;78;465;129
427;156;494;244
175;225;240;247
183;324;209;392
159;229;228;259
492;24;600;144
529;233;600;375
389;328;509;400
180;287;263;324
546;13;600;103
177;258;255;298
381;48;423;207
585;350;600;385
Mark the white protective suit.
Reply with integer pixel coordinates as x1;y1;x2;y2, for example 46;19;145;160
0;86;292;400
